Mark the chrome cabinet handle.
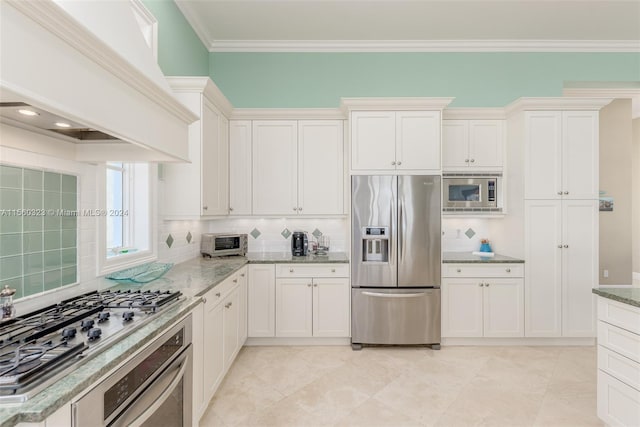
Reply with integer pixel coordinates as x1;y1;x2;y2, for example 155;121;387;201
564;244;569;248
240;273;245;277
307;283;312;287
391;161;396;165
289;268;294;273
557;245;562;248
470;159;475;163
564;191;569;195
478;283;483;287
313;284;318;287
293;207;297;211
298;207;302;211
202;297;207;303
229;207;234;212
233;279;238;283
456;268;462;273
203;206;208;210
506;268;511;273
225;302;232;308
331;269;336;273
397;161;402;165
485;283;490;287
557;191;562;195
215;292;221;297
465;159;470;163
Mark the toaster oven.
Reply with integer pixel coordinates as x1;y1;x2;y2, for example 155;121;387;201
201;233;248;257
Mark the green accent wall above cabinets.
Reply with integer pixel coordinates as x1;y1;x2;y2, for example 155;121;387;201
209;52;640;108
142;0;209;76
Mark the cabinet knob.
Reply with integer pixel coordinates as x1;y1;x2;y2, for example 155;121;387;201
215;292;221;297
229;207;234;212
478;283;483;287
202;297;207;303
564;244;569;248
465;159;470;163
313;284;318;287
456;268;462;273
225;302;232;308
203;206;208;210
391;161;396;165
298;207;302;212
293;207;297;211
240;273;245;277
564;191;569;195
289;268;294;273
397;161;402;166
557;245;562;248
485;283;490;287
557;191;563;195
331;269;336;273
470;159;475;163
233;279;238;283
506;268;511;273
307;283;312;287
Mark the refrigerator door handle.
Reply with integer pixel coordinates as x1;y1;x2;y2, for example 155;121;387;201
362;291;426;298
390;201;395;266
398;201;403;262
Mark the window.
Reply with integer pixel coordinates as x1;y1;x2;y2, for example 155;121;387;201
99;162;156;274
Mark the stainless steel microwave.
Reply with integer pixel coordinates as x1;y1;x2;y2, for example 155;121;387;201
201;233;248;257
443;174;502;212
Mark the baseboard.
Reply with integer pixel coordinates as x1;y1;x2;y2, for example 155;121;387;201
245;337;351;346
442;337;596;346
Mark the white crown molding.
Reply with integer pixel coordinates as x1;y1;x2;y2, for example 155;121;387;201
208;39;640;53
167;77;234;118
505;97;614;115
230;108;346;120
341;97;454;114
443;108;506;120
563;87;640;118
174;0;214;52
7;0;197;125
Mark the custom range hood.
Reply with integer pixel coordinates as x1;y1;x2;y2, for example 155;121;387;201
0;0;197;162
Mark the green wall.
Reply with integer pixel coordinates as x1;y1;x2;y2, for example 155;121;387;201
209;52;640;108
143;0;209;76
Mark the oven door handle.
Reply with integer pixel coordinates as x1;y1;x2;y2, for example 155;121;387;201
124;351;189;427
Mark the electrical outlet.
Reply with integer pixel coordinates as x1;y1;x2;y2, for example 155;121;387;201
603;269;609;278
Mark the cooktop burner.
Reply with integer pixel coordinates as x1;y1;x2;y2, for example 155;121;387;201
0;288;181;403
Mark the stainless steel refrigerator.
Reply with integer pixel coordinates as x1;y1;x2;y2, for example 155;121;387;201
351;175;441;349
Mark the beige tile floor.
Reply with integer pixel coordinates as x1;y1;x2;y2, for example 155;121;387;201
200;345;602;427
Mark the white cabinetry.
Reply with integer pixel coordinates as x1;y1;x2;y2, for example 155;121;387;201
525;111;599;200
442;120;504;171
248;264;276;337
229;120;252;215
442;263;524;338
351;111;441;172
597;297;640;427
193;267;247;421
164;77;232;219
275;265;350;338
525;200;598;337
251;120;344;216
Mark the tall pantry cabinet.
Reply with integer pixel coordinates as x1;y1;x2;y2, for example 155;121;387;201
507;99;610;338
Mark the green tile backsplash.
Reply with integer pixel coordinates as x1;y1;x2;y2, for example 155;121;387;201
0;164;78;298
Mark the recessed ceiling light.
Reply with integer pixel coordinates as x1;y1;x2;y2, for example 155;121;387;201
54;122;71;128
18;109;39;117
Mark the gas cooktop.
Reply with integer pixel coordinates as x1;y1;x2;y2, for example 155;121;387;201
0;289;181;403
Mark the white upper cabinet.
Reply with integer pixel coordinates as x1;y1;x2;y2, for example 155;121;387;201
163;77;232;219
298;120;344;215
525;111;598;200
351;110;441;172
229;120;252;215
442;120;504;171
252;120;344;216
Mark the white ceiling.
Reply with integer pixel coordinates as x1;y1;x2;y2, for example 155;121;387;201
175;0;640;52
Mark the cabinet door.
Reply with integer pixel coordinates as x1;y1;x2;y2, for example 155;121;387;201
237;268;248;346
351;111;396;170
441;278;483;337
562;200;598;337
229;120;252;215
525;111;562;199
201;98;228;216
223;288;239;368
468;120;503;169
395;111;441;171
248;264;275;337
275;278;313;337
442;120;470;170
483;278;524;337
525;200;562;337
190;303;205;419
203;298;224;401
252;121;298;215
312;278;350;337
298;120;344;215
562;111;599;199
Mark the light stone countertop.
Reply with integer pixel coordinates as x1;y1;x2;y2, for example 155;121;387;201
0;253;352;426
442;252;524;264
592;287;640;309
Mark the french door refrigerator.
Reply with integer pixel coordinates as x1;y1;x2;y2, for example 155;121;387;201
351;175;441;349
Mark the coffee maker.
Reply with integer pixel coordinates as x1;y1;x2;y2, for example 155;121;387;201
291;231;308;256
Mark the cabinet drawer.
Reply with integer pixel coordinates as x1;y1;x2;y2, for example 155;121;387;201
276;264;349;278
598;321;640;364
598;298;640;335
599;345;640;390
442;263;523;278
204;273;239;304
597;370;640;427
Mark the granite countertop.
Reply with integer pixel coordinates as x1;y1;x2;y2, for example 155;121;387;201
246;251;349;263
592;287;640;309
442;252;524;264
0;253;348;426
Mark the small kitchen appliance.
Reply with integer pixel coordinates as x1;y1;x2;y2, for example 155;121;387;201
200;233;247;257
443;173;502;212
291;231;308;257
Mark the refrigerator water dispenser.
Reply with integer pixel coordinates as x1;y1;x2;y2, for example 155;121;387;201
362;227;389;262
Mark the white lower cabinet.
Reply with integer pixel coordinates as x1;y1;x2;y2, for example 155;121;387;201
597;297;640;427
442;264;524;338
193;266;247;422
248;264;276;337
